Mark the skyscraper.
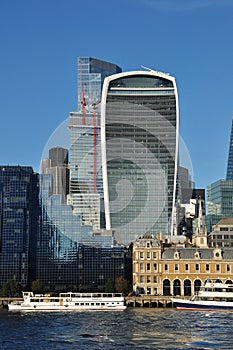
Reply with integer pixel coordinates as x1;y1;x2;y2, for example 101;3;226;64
68;57;122;229
206;179;233;233
0;166;39;288
101;70;179;245
226;115;233;180
41;147;69;204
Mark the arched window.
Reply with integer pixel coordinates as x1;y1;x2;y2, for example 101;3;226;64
184;279;191;296
194;279;202;293
226;279;233;284
163;279;171;296
173;279;181;296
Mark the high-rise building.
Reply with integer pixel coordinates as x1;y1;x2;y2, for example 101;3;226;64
41;147;69;204
101;70;179;245
207;179;233;232
0;166;39;288
37;173;115;291
226;115;233;180
68;57;122;229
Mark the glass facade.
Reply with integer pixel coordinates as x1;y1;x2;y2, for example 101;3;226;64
37;174;114;291
77;57;122;109
77;244;126;291
226;116;233;180
207;179;233;233
207;179;233;216
69;57;122;228
101;71;179;245
0;166;39;288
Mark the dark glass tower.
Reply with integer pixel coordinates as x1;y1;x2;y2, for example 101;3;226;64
0;166;39;288
226;116;233;180
101;70;179;245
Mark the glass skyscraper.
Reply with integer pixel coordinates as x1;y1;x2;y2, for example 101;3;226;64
206;179;233;233
69;57;122;229
101;70;179;245
0;166;39;288
38;174;115;291
226;116;233;180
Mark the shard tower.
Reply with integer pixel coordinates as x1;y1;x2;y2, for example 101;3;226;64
226;115;233;180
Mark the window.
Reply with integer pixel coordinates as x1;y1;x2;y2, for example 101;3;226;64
206;264;210;272
146;242;150;248
154;276;157;283
164;264;168;271
147;252;150;259
196;264;199;271
140;276;144;283
216;264;220;272
140;263;144;272
140;252;144;259
147;276;151;283
146;263;150;271
153;263;157;271
153;252;157;259
185;264;189;271
227;264;231;272
175;264;179;271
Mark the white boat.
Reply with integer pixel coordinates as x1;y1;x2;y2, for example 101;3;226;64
8;291;127;311
172;279;233;311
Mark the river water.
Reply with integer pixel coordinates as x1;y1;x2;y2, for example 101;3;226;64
0;308;232;349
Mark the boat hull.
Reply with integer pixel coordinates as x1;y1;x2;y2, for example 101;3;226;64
8;305;126;311
172;298;233;311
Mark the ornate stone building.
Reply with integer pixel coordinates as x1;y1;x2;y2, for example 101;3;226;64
132;233;233;296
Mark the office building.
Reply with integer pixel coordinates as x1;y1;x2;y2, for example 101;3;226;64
226;115;233;180
207;179;233;233
77;244;128;292
101;69;179;245
41;147;69;204
0;166;39;288
208;218;233;248
68;57;122;229
37;173;115;291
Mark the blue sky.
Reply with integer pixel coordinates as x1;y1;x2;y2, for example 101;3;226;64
0;0;232;190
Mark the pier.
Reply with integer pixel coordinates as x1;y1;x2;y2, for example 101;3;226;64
0;297;22;308
125;295;174;308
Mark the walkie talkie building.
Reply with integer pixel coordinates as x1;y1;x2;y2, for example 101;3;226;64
101;70;179;245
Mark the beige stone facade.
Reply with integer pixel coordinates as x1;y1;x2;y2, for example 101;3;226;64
133;233;233;296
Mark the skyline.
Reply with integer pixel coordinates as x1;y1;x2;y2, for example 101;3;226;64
1;0;232;191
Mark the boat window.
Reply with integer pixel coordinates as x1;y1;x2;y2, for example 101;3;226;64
93;293;101;298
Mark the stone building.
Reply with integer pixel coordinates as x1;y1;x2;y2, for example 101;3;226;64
132;233;233;297
208;218;233;248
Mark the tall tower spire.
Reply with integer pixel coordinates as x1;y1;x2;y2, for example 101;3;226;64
226;115;233;180
193;197;208;248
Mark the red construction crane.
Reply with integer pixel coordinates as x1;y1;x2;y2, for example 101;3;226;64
79;64;86;126
92;100;101;194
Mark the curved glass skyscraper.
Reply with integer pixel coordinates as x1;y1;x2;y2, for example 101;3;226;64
101;70;179;245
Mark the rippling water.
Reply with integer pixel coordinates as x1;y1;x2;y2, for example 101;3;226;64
0;308;232;349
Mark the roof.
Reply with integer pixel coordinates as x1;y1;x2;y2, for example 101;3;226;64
215;218;233;226
162;248;233;260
